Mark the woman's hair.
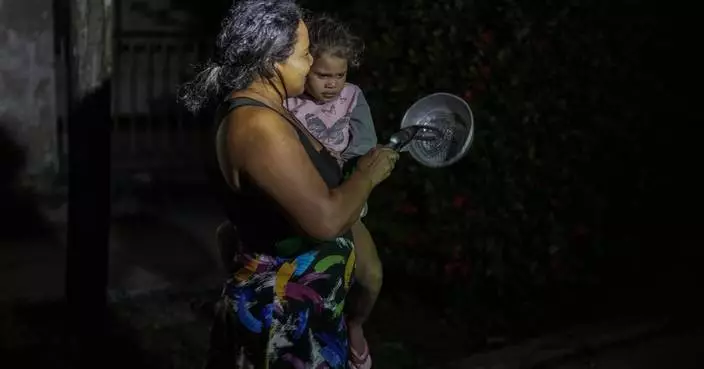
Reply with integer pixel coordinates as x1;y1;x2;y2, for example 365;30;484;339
306;14;364;69
179;0;302;113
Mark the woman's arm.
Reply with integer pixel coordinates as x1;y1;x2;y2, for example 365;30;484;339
228;107;371;240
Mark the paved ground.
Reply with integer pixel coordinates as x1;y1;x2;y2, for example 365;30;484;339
2;193;703;369
0;193;227;302
4;291;701;369
546;331;704;369
451;319;704;369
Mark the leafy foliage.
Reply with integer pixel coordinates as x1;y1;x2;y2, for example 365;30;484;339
298;0;664;332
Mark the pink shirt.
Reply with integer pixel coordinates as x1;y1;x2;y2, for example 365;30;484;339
286;83;361;155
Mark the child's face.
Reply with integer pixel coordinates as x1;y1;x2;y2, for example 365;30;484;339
305;53;348;103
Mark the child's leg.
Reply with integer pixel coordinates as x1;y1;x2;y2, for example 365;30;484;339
348;220;382;362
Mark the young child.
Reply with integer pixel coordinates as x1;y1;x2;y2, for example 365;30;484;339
286;14;380;369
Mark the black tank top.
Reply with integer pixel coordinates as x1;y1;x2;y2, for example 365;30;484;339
212;97;346;255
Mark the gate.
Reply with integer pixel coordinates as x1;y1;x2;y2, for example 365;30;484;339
111;30;212;185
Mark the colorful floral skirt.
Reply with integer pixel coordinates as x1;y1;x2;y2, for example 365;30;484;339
205;236;356;369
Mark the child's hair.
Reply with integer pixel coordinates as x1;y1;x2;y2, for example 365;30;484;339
305;14;364;68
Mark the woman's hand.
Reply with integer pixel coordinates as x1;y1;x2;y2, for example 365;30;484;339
356;146;400;187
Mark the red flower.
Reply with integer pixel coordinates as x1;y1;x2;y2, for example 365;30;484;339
535;39;549;52
398;203;418;215
475;30;495;52
480;65;492;79
460;262;471;277
452;195;467;209
405;233;419;248
444;261;471;279
444;261;461;277
480;30;495;45
463;90;473;102
473;81;487;93
452;245;462;259
550;254;564;273
574;224;589;237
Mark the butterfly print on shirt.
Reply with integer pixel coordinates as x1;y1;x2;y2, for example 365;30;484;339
321;104;337;115
304;113;351;147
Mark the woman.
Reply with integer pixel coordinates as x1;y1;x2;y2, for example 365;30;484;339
179;1;399;368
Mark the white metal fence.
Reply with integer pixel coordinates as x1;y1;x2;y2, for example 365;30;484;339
110;31;212;184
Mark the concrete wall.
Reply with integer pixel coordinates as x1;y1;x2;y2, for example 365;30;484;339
0;0;205;187
71;0;114;99
0;0;58;188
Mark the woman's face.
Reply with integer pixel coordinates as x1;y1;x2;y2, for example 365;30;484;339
276;21;314;97
305;53;348;103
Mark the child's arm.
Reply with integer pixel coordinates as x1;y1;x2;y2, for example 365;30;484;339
342;90;377;160
342;89;377;218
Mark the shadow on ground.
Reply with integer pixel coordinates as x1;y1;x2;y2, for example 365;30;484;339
0;123;66;301
3;290;704;369
0;123;55;242
0;298;207;369
108;209;221;293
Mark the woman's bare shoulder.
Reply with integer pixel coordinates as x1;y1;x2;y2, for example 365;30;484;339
226;105;297;145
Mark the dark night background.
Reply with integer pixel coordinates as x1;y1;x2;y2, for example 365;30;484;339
1;0;700;368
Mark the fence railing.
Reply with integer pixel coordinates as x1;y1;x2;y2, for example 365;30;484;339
110;31;212;184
